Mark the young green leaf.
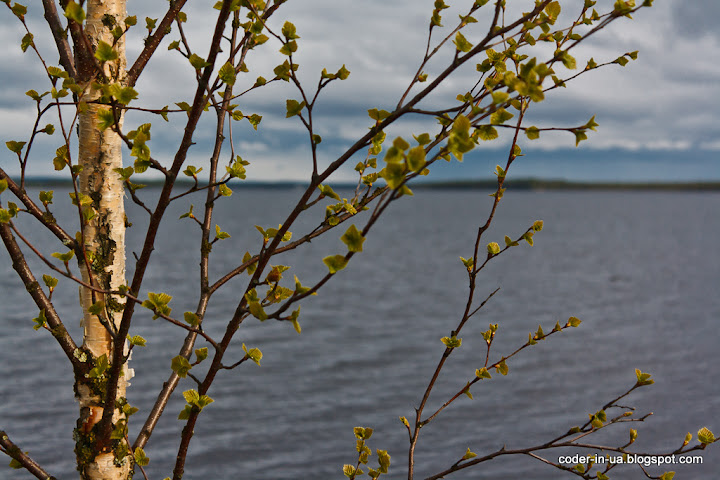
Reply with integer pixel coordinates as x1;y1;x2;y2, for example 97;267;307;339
286;99;305;118
242;343;263;366
462;447;477;460
453;32;473;52
64;1;85;23
567;316;582;327
134;447;149;467
215;225;231;240
318;184;340;200
496;359;509;375
279;40;298;56
323;254;349;274
248;302;267;321
219;62;236;86
698;427;715;445
406;145;426;172
95;41;118;62
32;309;47;331
189;53;210;70
171;356;192;378
634;368;654;386
487;242;501;255
42;274;58;290
195;347;208;363
6;141;26;154
368;108;391;121
51;250;75;263
184;312;200;327
127;335;147;347
441;336;462;348
336;64;351;80
475;125;498;141
525;126;540;140
282;21;299;39
341;224;365;253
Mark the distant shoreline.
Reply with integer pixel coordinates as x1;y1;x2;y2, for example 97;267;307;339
12;177;720;191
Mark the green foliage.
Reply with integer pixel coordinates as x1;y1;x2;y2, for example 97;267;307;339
133;447;149;467
281;21;299;40
218;62;236;86
178;390;214;419
368;108;391;122
447;115;475;161
184;312;200;327
323;254;349;274
127;335;146;347
188;54;210;70
88;354;109;378
51;249;75;263
20;32;33;52
453;32;473;53
214;225;231;240
634;368;654;386
5;141;25;154
63;1;85;23
441;335;462;349
462;447;477;460
32;309;47;331
698;427;716;445
142;292;172;319
195;347;208;363
42;274;58;289
565;316;581;327
340;224;365;253
495;359;509;376
242;343;262;366
171;355;192;378
286;99;305;118
95;41;118;62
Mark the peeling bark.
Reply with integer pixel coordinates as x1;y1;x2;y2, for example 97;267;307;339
73;0;132;478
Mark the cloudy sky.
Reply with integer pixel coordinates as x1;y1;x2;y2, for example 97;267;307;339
1;0;718;182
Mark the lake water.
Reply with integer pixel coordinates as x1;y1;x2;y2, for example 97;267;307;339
1;187;718;479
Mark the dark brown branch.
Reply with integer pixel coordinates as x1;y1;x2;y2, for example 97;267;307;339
127;0;189;85
0;168;78;251
0;430;57;480
41;0;77;79
0;222;81;371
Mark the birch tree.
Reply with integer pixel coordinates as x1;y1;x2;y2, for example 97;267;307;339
0;1;715;479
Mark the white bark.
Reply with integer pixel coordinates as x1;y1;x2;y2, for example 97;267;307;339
75;0;132;478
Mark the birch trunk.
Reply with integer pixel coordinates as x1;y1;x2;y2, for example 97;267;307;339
74;0;132;478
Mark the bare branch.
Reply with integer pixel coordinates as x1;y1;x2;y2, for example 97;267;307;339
0;222;81;370
127;0;189;85
41;0;77;79
0;430;57;480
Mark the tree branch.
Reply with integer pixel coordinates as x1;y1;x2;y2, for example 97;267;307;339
41;0;77;79
0;222;81;371
0;430;57;480
127;0;189;86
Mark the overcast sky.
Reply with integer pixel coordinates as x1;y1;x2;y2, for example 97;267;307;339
1;0;718;182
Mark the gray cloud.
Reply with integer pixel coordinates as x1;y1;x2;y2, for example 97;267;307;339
1;1;718;181
672;1;720;39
